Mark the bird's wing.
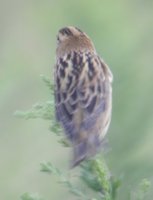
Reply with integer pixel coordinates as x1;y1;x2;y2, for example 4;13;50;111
54;51;112;142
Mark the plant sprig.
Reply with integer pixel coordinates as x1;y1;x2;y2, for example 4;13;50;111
16;75;151;200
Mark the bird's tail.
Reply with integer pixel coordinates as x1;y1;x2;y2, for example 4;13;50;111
71;135;100;168
71;141;87;168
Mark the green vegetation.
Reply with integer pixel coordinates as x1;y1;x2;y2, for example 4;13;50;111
1;1;153;199
15;76;151;200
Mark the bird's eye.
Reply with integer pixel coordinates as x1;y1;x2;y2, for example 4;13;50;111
57;36;60;41
57;36;61;45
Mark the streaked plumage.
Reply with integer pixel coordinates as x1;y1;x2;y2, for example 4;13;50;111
54;26;113;167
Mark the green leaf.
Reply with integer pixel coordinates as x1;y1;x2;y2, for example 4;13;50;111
139;179;151;193
40;162;61;174
40;74;54;92
14;101;53;120
80;158;111;196
20;193;44;200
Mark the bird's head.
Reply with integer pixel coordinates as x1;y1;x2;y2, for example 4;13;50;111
56;26;95;57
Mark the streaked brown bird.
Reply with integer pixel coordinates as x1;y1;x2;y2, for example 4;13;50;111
54;26;113;167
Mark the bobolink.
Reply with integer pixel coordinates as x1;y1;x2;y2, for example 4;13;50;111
54;26;113;167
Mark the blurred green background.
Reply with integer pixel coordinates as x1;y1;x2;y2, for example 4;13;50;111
1;0;153;199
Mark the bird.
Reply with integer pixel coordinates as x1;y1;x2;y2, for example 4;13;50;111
54;26;113;167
